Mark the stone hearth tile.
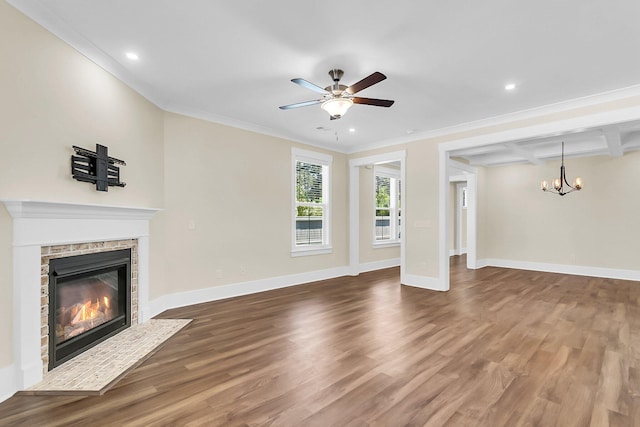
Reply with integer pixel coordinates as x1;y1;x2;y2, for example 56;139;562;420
24;319;191;395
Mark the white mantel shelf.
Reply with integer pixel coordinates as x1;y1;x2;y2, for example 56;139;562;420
2;199;160;395
1;199;160;220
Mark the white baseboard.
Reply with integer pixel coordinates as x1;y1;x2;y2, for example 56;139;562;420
477;258;640;281
359;258;400;273
449;248;468;256
151;260;412;317
149;266;351;317
476;258;490;269
401;273;447;291
0;364;17;403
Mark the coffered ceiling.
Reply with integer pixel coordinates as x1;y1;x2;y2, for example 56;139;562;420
451;120;640;166
7;0;640;156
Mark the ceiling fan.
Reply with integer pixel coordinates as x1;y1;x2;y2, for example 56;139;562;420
279;69;394;120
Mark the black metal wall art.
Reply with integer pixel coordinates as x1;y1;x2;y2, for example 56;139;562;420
71;144;126;191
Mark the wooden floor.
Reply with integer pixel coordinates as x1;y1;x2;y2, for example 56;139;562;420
1;256;639;426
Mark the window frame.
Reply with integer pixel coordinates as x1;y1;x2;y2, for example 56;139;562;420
372;165;401;247
291;148;333;256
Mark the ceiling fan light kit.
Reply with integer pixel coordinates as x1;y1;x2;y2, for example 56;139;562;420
321;98;353;119
280;69;394;120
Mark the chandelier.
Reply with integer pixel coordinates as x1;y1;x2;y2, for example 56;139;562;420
540;142;583;196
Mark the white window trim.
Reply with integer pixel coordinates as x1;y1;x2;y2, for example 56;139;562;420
373;241;401;249
373;165;401;247
291;147;333;256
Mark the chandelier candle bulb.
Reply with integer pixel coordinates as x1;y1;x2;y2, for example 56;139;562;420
553;178;561;191
541;180;548;191
574;177;583;190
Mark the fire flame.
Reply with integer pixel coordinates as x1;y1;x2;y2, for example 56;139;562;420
71;297;111;325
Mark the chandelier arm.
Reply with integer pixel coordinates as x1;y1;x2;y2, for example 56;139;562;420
560;165;571;188
543;187;576;195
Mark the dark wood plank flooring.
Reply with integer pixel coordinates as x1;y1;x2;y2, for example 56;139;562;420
1;256;639;426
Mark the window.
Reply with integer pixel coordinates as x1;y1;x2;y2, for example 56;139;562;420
374;166;401;245
461;187;468;209
292;148;332;256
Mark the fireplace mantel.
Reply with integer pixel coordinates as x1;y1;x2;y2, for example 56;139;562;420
1;199;160;392
2;199;159;220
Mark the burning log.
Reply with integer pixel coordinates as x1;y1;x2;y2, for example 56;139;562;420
59;297;113;341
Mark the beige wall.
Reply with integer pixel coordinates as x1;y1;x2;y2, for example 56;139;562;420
476;166;489;260
351;142;440;278
478;151;640;270
448;182;456;250
0;2;164;368
461;202;467;250
450;183;468;254
358;166;400;264
403;142;441;277
161;112;348;294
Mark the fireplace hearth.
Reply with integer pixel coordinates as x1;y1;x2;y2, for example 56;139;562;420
48;249;131;369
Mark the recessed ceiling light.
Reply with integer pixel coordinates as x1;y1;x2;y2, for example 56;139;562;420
505;83;516;91
349;128;355;133
125;52;139;60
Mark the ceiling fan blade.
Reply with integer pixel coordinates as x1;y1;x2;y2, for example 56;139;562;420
345;72;387;95
352;97;395;107
279;99;323;110
291;78;330;94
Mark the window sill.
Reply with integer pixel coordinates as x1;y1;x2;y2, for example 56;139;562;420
291;246;333;257
372;241;400;249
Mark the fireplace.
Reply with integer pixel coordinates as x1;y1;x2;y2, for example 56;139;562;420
2;199;158;392
48;249;132;369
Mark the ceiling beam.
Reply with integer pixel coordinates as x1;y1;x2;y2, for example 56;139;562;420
503;142;544;165
603;127;624;157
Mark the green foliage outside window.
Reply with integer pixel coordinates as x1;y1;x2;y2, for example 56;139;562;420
296;161;324;216
376;175;391;210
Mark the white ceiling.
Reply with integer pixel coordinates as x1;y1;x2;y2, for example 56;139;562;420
8;0;640;155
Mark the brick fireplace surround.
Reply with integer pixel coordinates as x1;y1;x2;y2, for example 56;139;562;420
40;239;139;373
1;200;159;396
